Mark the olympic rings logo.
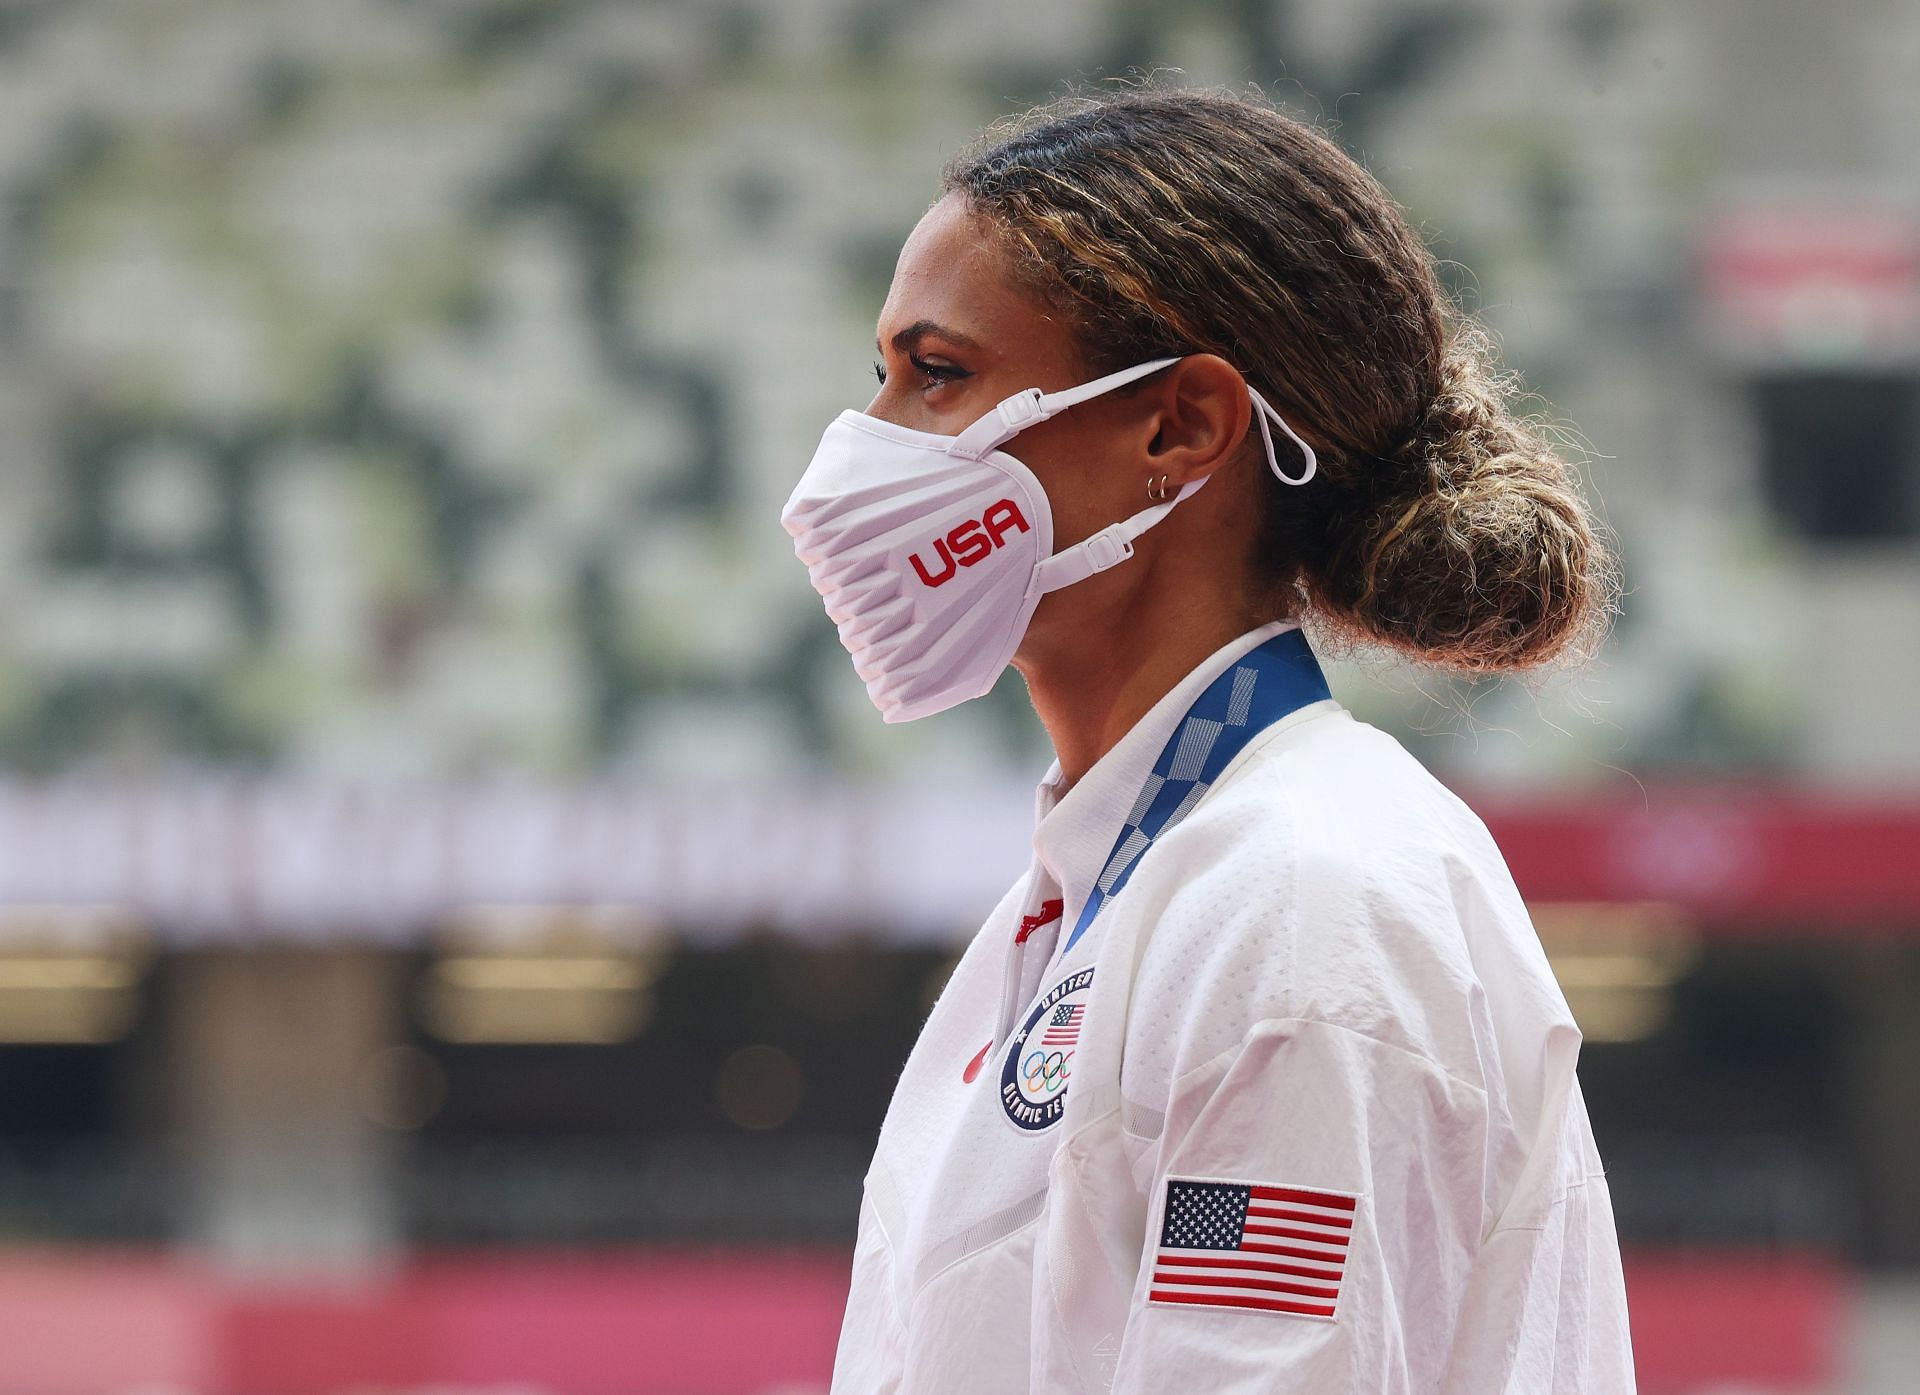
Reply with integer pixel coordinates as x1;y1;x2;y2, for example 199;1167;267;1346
1021;1049;1071;1096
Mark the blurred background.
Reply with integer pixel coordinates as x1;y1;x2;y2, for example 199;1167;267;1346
0;0;1916;1391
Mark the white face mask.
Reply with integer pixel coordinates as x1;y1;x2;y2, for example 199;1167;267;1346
780;355;1318;723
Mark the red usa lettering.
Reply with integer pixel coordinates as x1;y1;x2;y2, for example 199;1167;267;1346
908;499;1030;588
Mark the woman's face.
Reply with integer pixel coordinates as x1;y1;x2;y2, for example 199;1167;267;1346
867;192;1167;577
865;191;1265;664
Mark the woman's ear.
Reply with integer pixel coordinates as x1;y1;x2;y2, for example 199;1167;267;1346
1142;354;1254;487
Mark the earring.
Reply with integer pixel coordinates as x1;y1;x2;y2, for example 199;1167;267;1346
1148;474;1170;502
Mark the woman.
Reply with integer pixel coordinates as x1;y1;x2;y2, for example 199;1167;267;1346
782;87;1633;1394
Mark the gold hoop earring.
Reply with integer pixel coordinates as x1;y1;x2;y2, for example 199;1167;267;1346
1148;474;1170;502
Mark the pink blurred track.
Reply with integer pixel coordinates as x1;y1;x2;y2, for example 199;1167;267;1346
0;1245;1848;1394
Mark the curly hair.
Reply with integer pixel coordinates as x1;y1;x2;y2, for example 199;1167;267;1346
943;86;1617;674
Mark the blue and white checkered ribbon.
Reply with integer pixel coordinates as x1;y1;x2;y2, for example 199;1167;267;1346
1062;628;1331;954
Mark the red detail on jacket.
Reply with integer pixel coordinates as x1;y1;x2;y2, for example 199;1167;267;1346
1015;898;1065;944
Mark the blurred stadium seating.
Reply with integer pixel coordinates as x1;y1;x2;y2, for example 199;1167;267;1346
1;1;1917;1391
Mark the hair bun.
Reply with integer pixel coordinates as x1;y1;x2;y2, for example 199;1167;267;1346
1318;322;1616;673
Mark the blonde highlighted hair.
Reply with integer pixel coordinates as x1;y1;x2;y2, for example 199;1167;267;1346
945;87;1617;674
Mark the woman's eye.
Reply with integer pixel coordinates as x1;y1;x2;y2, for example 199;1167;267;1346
909;354;971;388
873;354;973;391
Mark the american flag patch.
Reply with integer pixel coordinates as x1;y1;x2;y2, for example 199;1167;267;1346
1040;1002;1085;1047
1148;1177;1358;1319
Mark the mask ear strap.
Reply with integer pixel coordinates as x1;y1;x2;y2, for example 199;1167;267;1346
1250;385;1318;485
953;362;1320;489
949;356;1185;461
1037;355;1186;415
1033;474;1211;595
1029;380;1318;592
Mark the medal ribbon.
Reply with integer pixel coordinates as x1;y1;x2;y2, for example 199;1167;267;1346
1062;627;1331;954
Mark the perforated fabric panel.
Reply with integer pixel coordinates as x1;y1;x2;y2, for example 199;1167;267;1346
1115;711;1574;1233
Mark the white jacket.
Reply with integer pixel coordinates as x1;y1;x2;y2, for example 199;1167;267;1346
833;622;1637;1393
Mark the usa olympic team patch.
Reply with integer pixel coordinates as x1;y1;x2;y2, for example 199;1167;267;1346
1000;966;1094;1131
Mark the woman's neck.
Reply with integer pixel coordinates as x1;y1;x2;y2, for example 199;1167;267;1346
1018;589;1265;791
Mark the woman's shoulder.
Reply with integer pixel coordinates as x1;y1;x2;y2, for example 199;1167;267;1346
1149;705;1513;926
1125;707;1572;1099
1211;706;1499;859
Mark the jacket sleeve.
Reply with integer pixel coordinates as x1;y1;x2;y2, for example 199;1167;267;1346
830;1186;908;1395
1106;1015;1498;1393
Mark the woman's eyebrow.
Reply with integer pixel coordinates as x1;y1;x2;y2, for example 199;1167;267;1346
879;320;985;355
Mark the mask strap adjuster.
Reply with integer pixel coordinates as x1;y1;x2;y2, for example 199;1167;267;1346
1081;527;1132;573
996;388;1047;432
